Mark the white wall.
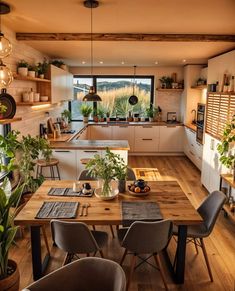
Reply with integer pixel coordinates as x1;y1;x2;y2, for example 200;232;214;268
2;24;67;136
70;66;184;121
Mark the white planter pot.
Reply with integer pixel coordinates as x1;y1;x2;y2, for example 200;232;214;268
140;117;146;122
34;93;40;102
28;71;36;78
39;74;44;79
18;67;28;76
83;116;89;123
149;117;154;122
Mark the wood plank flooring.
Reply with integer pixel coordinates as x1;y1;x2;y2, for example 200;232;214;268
10;156;235;290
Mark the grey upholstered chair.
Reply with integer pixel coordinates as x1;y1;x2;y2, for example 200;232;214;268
117;220;173;291
173;190;226;282
51;220;108;265
23;257;126;291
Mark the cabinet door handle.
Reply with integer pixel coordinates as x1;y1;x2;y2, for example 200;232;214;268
54;150;71;153
142;138;153;141
83;150;98;153
189;150;195;156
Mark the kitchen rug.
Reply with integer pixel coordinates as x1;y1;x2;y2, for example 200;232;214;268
133;168;160;181
121;201;162;227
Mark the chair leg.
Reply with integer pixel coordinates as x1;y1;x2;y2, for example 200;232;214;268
194;238;199;254
92;225;96;230
120;249;128;266
200;238;213;282
126;255;137;291
99;250;104;258
41;225;50;256
154;254;168;291
63;253;72;266
110;225;115;238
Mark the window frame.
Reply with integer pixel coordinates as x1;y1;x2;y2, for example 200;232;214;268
70;75;155;121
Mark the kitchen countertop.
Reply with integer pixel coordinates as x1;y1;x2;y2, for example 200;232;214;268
184;123;197;132
49;121;183;142
50;140;130;150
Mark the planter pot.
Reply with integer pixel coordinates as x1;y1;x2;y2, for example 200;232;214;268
93;116;98;122
99;118;105;122
0;260;20;291
83;116;89;123
18;67;28;76
28;71;36;78
106;117;110;122
118;180;126;193
140;117;145;122
149;117;154;122
39;74;44;79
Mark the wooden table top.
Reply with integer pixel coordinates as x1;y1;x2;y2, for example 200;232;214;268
14;180;203;226
220;173;235;188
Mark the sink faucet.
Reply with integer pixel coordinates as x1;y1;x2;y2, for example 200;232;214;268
191;109;196;124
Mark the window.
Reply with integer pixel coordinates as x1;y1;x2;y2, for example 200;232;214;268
70;75;154;121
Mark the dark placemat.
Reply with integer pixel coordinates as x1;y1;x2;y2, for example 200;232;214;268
48;188;93;197
121;201;163;227
35;201;79;219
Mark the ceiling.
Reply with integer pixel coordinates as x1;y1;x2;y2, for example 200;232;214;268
3;0;235;67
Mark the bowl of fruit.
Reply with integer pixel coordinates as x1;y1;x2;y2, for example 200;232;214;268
128;179;150;196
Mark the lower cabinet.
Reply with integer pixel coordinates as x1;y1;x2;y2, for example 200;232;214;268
159;126;184;152
89;125;112;140
112;125;134;152
52;149;77;180
134;126;159;152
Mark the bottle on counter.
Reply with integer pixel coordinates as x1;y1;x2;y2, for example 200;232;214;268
29;88;34;102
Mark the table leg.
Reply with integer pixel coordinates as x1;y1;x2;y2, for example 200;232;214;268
175;225;187;284
31;225;50;280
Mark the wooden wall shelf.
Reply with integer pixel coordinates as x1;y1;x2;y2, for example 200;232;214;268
13;74;51;83
0;117;22;124
17;102;51;106
191;85;207;90
157;88;184;92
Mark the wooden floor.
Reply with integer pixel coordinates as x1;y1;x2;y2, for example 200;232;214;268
11;156;235;290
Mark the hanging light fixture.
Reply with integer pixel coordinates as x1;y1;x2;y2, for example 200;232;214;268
0;60;13;89
128;65;139;105
0;2;12;58
83;0;101;102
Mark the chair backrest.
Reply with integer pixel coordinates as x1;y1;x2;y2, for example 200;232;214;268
197;190;226;235
23;257;126;291
122;219;172;254
51;220;99;254
126;167;136;180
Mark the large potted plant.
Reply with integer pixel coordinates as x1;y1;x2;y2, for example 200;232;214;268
86;148;127;198
80;103;92;123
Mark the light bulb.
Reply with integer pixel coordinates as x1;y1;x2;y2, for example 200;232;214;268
0;33;12;58
0;62;13;89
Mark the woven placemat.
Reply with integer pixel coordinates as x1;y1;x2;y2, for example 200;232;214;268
35;201;79;219
121;201;162;227
48;188;93;197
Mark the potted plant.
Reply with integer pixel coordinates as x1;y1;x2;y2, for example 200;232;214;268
28;65;36;78
61;109;71;127
86;148;127;197
97;107;105;122
51;60;64;68
106;111;110;122
80;103;92;123
0;102;7;119
17;60;28;76
159;76;173;89
37;58;49;79
146;105;158;122
217;115;235;179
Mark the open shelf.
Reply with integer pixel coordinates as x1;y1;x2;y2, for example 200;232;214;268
157;88;184;92
17;102;51;106
13;73;51;83
0;117;22;124
191;85;207;90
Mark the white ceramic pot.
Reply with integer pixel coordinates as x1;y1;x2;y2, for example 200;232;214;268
39;74;44;79
22;92;30;102
83;116;89;123
40;96;48;102
18;67;28;76
28;71;36;78
34;93;40;102
140;117;145;122
149;117;154;122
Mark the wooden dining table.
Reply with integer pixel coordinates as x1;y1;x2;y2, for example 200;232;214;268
14;180;203;284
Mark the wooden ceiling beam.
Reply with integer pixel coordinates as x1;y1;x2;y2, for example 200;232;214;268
16;33;235;42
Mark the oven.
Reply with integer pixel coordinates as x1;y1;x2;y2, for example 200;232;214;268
196;103;205;144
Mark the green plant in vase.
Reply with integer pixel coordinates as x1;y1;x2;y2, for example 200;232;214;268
80;103;92;123
0;102;7;119
61;109;71;126
86;148;127;197
97;107;105;122
146;105;159;122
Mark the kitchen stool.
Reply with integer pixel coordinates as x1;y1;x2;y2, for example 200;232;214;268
36;158;61;180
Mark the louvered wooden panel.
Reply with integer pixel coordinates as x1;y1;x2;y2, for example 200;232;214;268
206;92;235;139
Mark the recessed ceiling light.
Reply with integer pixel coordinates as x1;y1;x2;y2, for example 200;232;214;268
99;61;103;64
121;61;125;65
182;59;187;63
82;61;86;64
155;61;158;65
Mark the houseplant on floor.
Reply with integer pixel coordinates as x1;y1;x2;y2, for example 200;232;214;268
80;103;92;123
86;148;127;198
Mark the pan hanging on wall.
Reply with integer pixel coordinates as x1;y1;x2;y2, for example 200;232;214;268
128;65;138;105
0;88;16;119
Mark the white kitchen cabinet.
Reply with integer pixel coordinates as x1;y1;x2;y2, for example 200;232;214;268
112;125;134;152
76;149;102;178
184;127;203;170
52;149;77;180
65;71;73;101
89;125;112;140
201;133;223;192
159;126;184;152
134;125;159;152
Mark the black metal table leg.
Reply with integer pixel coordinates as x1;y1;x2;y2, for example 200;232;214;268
31;225;50;280
175;225;187;284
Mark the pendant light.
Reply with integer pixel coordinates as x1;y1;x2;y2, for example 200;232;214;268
0;2;12;58
83;0;101;102
0;60;13;89
128;65;138;105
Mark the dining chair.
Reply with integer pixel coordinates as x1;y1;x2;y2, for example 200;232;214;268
117;220;173;291
78;167;136;238
173;190;226;282
22;257;126;291
51;220;108;265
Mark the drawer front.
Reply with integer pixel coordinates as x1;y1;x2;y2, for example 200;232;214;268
134;126;159;139
134;137;159;152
